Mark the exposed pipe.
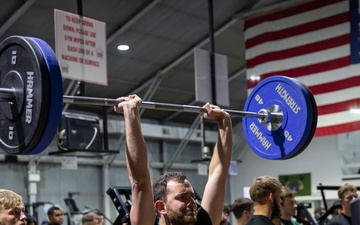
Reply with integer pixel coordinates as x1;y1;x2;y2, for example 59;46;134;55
0;0;37;37
0;154;198;170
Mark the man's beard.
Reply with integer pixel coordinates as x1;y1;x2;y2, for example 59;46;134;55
271;198;281;219
0;219;16;225
0;219;7;225
166;205;197;225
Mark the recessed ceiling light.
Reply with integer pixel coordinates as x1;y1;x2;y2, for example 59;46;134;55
117;45;129;51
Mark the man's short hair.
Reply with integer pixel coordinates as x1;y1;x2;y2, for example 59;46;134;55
0;189;23;211
231;198;253;219
280;187;296;205
223;204;231;214
249;176;283;205
82;209;104;223
153;172;187;202
48;206;63;216
338;184;357;199
26;216;37;225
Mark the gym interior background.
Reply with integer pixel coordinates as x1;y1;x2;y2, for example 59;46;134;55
0;0;359;225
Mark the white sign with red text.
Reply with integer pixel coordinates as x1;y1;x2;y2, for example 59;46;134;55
54;9;107;85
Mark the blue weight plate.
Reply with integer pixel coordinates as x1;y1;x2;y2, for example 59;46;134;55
282;79;317;159
242;76;317;160
24;37;63;155
0;36;48;154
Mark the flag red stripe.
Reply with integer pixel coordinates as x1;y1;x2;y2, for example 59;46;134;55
317;99;360;114
244;0;344;29
310;76;360;94
246;12;349;49
246;34;349;68
315;121;360;136
247;56;350;88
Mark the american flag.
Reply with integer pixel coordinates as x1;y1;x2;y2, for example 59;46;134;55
244;0;360;137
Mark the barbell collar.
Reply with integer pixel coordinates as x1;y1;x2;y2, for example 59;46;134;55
0;88;16;102
63;95;283;123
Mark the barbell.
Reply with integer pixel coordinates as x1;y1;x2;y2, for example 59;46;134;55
0;35;317;159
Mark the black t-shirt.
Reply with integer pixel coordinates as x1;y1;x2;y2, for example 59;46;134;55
245;215;274;225
153;207;212;225
328;213;351;225
196;207;213;225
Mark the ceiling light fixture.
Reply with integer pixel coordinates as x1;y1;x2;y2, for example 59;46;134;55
250;75;260;81
117;45;129;51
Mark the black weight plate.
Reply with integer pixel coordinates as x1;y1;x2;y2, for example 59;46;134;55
24;37;63;155
0;36;50;154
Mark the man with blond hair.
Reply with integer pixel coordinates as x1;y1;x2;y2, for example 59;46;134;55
0;189;27;225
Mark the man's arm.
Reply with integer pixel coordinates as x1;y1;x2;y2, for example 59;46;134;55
200;103;233;225
114;95;155;225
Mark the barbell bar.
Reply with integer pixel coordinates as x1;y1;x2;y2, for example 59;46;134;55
0;89;284;122
62;95;283;123
0;35;318;158
0;88;15;102
0;88;284;124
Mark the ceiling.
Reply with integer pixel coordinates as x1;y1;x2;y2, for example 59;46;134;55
0;0;288;126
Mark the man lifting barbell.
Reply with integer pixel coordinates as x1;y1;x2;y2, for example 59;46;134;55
113;94;232;225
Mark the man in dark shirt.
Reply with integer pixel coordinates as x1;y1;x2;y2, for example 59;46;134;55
114;94;232;225
42;206;64;225
328;184;357;225
245;176;283;225
232;197;254;225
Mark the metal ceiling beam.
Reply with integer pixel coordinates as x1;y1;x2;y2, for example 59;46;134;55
0;0;37;37
164;116;201;171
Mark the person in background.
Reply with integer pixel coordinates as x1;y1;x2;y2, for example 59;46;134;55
0;189;27;225
42;206;64;225
279;187;300;225
82;209;104;225
314;208;326;221
328;184;358;225
232;197;254;225
114;94;233;225
26;216;37;225
220;204;231;225
245;176;283;225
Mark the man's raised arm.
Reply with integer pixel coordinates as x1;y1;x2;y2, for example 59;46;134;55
114;95;156;225
200;103;233;225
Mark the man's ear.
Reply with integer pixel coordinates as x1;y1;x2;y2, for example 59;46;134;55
243;210;249;217
339;197;344;206
269;192;274;203
154;200;167;215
